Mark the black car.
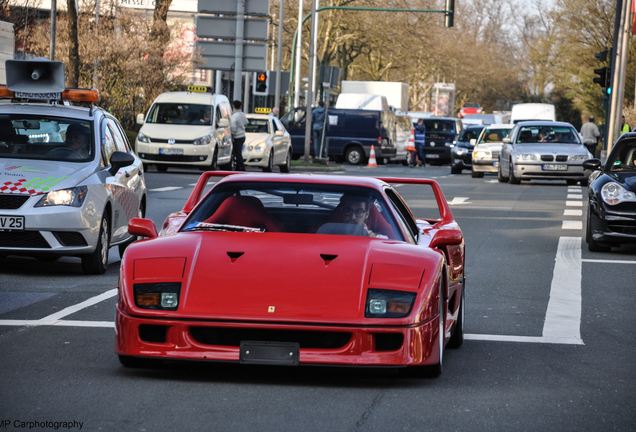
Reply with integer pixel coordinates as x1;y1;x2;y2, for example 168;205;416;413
584;134;636;251
420;117;463;164
450;125;484;174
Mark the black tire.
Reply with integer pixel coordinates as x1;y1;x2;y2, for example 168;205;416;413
263;149;274;172
156;165;168;172
450;165;462;174
209;147;218;171
508;159;521;184
424;280;445;377
498;160;508;182
118;355;152;368
447;281;464;349
82;214;110;274
345;146;365;165
471;171;484;178
586;206;611;252
280;150;291;173
579;178;589;187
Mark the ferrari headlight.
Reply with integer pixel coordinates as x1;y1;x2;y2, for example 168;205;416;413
134;282;181;310
516;153;538;161
137;132;151;143
193;134;212;146
365;289;416;318
601;182;636;206
35;186;87;207
569;154;588;161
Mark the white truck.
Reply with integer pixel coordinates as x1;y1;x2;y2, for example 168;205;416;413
0;21;14;85
340;81;409;111
510;103;556;123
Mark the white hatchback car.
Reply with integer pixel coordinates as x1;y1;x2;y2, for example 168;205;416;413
242;114;292;172
0;78;146;273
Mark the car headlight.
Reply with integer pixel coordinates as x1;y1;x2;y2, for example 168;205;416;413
247;143;265;152
137;132;150;143
516;153;538;161
473;150;491;160
569;154;588;161
35;186;88;207
134;282;181;310
601;182;636;206
454;148;467;156
445;142;453;148
365;289;416;318
193;134;212;146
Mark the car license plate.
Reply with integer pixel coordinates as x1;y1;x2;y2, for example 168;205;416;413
542;164;567;171
0;215;25;230
427;154;440;159
240;341;299;366
159;147;183;155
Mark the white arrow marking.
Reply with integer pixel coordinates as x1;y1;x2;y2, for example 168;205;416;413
448;197;471;205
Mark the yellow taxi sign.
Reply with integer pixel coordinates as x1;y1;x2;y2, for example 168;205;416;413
254;107;272;114
187;85;208;93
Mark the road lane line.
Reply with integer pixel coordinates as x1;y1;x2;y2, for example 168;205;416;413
0;320;42;326
564;209;582;216
37;289;117;324
566;201;583;207
567;194;583;200
562;220;582;230
542;237;583;344
54;320;115;328
465;334;583;345
149;186;183;192
448;197;470;205
582;259;636;264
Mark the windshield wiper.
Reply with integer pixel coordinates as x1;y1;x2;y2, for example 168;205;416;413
184;222;265;233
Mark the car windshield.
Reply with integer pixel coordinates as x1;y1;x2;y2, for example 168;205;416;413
0;115;94;162
245;118;269;133
182;182;403;240
458;127;483;142
423;119;457;134
515;125;580;144
608;142;636;172
145;103;212;125
480;128;511;143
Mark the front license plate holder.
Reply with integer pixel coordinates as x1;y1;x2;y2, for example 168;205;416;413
159;147;184;155
0;215;25;230
542;163;567;171
240;341;300;366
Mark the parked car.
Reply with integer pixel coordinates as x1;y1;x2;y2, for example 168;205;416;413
118;171;465;377
280;107;396;165
0;60;146;273
135;89;233;172
458;102;482;118
498;121;591;185
243;114;292;172
419;117;463;165
450;125;484;174
471;124;513;178
584;134;636;251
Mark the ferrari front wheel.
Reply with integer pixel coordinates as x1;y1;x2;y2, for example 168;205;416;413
426;281;445;377
448;280;464;348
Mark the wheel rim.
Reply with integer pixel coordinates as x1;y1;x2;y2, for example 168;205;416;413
100;220;109;266
348;150;361;164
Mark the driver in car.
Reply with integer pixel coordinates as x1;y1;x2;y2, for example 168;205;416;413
325;194;387;238
65;124;90;160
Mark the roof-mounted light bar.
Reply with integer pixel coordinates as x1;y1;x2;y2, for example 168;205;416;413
0;84;100;103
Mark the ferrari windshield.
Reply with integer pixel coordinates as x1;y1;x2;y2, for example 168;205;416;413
183;182;403;240
515;125;580;144
0;115;94;162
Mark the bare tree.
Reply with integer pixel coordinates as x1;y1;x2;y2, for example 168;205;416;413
66;0;80;87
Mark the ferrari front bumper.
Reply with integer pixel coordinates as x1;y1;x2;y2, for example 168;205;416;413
115;307;441;367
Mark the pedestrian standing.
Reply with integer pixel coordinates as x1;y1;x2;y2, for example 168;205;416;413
230;100;248;171
621;115;631;134
312;101;325;159
580;115;600;157
412;118;426;167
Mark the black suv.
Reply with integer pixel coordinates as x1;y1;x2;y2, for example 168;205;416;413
450;125;484;174
420;117;463;164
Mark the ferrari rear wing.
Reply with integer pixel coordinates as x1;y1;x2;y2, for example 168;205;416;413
377;177;454;225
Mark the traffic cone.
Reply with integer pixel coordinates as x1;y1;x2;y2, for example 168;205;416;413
367;145;378;168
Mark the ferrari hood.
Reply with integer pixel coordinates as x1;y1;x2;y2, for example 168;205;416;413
0;159;93;195
131;232;434;323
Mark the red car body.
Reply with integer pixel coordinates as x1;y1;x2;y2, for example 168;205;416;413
116;172;465;375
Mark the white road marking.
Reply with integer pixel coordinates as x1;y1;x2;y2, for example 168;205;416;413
542;237;583;344
563;209;582;216
38;289;117;324
566;201;583;207
485;179;498;183
568;188;582;193
465;334;583;345
0;320;114;328
582;259;636;264
562;220;582;230
149;186;183;192
448;197;470;205
567;194;583;200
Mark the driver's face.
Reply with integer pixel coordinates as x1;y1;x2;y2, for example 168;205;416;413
342;201;368;224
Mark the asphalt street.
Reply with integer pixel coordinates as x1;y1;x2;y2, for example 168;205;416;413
1;163;635;432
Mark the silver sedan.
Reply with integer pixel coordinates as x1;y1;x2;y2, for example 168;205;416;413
498;121;591;185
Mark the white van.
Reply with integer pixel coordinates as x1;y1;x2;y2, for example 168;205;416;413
510;103;556;124
135;90;233;171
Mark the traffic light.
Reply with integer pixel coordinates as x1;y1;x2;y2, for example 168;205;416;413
593;49;611;95
445;0;455;28
593;67;609;89
253;71;268;96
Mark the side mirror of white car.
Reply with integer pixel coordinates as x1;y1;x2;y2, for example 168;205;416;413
136;113;145;125
274;130;284;137
217;118;229;128
502;137;512;144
